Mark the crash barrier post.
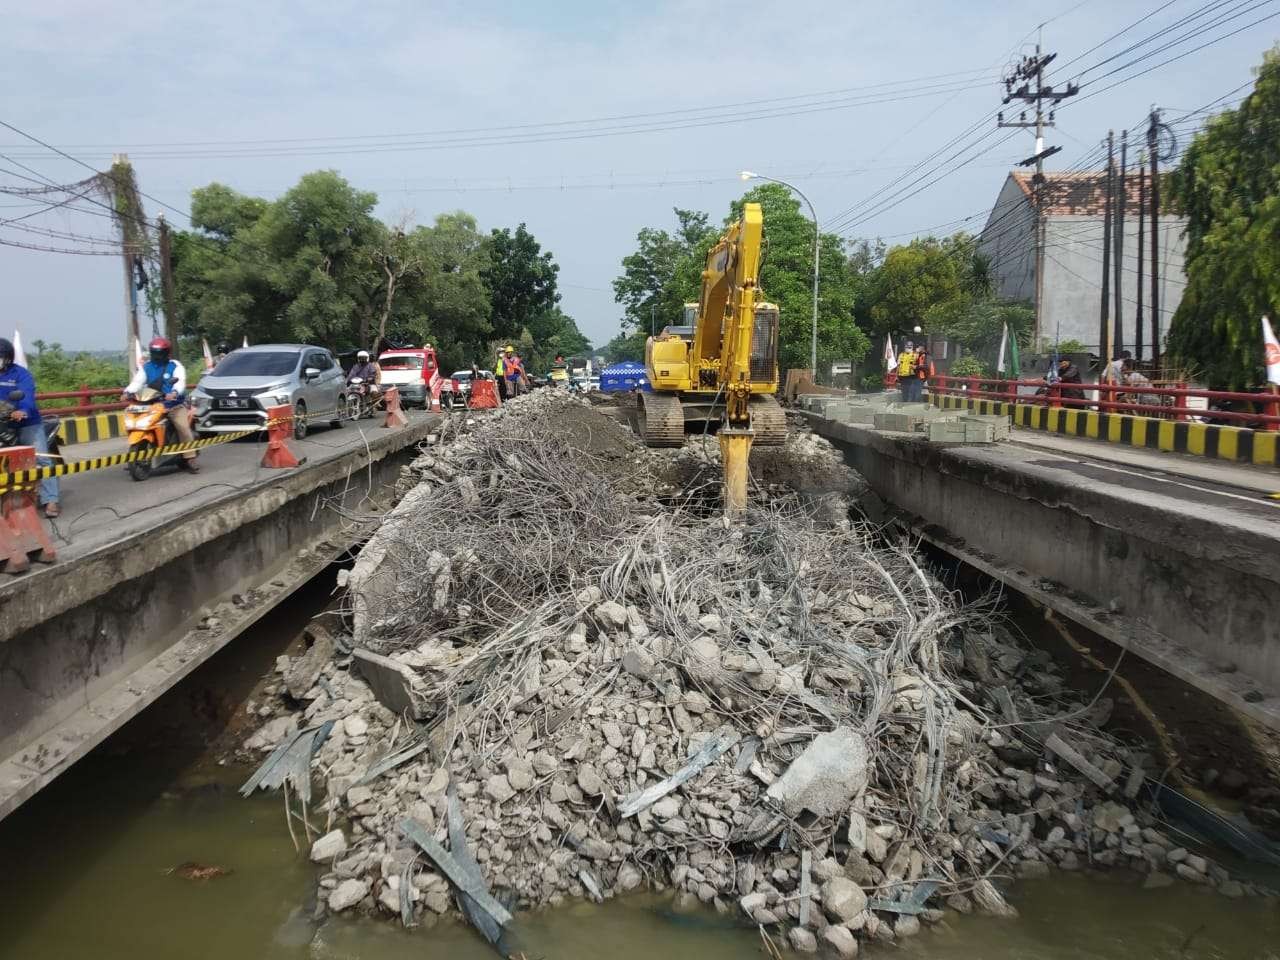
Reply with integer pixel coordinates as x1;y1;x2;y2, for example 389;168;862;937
469;378;501;409
261;404;302;469
0;446;57;574
383;386;409;428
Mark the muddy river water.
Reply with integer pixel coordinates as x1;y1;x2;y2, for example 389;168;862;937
2;579;1277;960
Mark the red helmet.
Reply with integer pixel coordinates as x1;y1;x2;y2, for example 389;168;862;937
148;336;172;364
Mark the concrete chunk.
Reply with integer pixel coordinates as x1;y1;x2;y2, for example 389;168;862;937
766;728;868;818
352;647;427;720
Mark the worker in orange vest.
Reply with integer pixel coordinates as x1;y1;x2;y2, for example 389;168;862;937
914;345;935;401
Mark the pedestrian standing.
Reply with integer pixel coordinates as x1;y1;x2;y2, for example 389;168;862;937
0;337;60;517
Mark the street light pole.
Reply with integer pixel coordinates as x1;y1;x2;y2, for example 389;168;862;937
740;171;820;375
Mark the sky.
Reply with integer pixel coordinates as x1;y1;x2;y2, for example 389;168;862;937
2;0;1276;354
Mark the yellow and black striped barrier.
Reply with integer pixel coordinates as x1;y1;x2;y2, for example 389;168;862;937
1;401;369;491
0;428;259;491
930;393;1280;467
56;412;126;445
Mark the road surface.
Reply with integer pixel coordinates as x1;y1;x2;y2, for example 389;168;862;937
30;410;439;564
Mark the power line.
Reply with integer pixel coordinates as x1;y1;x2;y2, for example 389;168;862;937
0;69;999;153
0;78;997;163
0;119;193;224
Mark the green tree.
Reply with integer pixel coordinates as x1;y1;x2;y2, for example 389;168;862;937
602;328;648;363
387;212;494;371
926;298;1034;366
728;183;868;370
864;235;973;335
1167;48;1280;388
482;224;561;342
173;171;381;348
612;208;716;333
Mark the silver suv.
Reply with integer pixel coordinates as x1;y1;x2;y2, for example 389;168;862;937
190;344;346;440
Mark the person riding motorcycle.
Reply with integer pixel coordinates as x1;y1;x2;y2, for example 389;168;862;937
123;336;199;473
346;349;382;415
347;350;382;391
0;336;61;516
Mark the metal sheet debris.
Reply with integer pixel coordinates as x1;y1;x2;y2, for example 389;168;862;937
619;726;740;818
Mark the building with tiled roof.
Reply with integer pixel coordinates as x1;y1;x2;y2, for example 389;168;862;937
978;171;1187;355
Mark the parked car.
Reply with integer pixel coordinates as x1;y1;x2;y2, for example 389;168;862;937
377;345;441;408
190;344;346;440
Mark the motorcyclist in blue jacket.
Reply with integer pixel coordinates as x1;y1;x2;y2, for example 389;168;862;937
0;337;60;517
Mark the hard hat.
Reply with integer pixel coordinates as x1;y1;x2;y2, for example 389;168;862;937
505;345;514;353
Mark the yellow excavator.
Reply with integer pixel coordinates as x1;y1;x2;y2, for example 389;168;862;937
639;201;785;512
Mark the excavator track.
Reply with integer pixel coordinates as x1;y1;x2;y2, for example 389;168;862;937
748;395;787;446
638;392;686;447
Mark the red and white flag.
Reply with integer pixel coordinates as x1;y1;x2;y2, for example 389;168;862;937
202;338;215;372
11;330;27;367
1263;315;1280;386
883;334;895;372
133;337;145;373
242;335;250;349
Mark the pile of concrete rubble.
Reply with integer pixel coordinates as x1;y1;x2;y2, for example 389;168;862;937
246;391;1265;955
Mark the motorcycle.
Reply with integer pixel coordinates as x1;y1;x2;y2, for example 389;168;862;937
123;387;196;481
0;389;62;457
345;377;381;420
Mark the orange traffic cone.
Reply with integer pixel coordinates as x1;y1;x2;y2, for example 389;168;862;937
0;446;57;574
261;404;302;468
383;386;409;428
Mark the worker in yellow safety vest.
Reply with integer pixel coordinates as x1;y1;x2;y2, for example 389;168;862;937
897;341;918;401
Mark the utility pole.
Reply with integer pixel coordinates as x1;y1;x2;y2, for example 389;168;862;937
1147;109;1163;371
1100;132;1113;365
998;40;1078;350
1135;160;1146;362
157;214;179;345
1112;131;1127;358
111;154;141;368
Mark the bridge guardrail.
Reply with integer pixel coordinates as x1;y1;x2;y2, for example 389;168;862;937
931;375;1280;429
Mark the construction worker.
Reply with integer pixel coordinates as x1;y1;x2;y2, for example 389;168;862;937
495;350;509;400
914;345;935;401
124;336;199;473
897;341;918;402
503;345;526;397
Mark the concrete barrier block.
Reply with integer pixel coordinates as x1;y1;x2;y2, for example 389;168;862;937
874;412;921;432
960;415;1011;441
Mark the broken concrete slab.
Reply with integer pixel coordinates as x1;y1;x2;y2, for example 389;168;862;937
352;648;427;720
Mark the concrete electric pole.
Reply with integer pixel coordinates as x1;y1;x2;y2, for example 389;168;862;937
998;41;1078;350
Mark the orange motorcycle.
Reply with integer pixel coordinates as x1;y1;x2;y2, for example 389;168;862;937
122;387;196;482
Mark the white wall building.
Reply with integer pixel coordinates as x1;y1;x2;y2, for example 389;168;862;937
978;171;1188;356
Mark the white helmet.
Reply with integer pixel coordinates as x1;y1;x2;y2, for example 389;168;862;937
357;350;370;361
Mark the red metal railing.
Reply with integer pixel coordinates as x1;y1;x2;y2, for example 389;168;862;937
35;385;127;417
929;375;1280;429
